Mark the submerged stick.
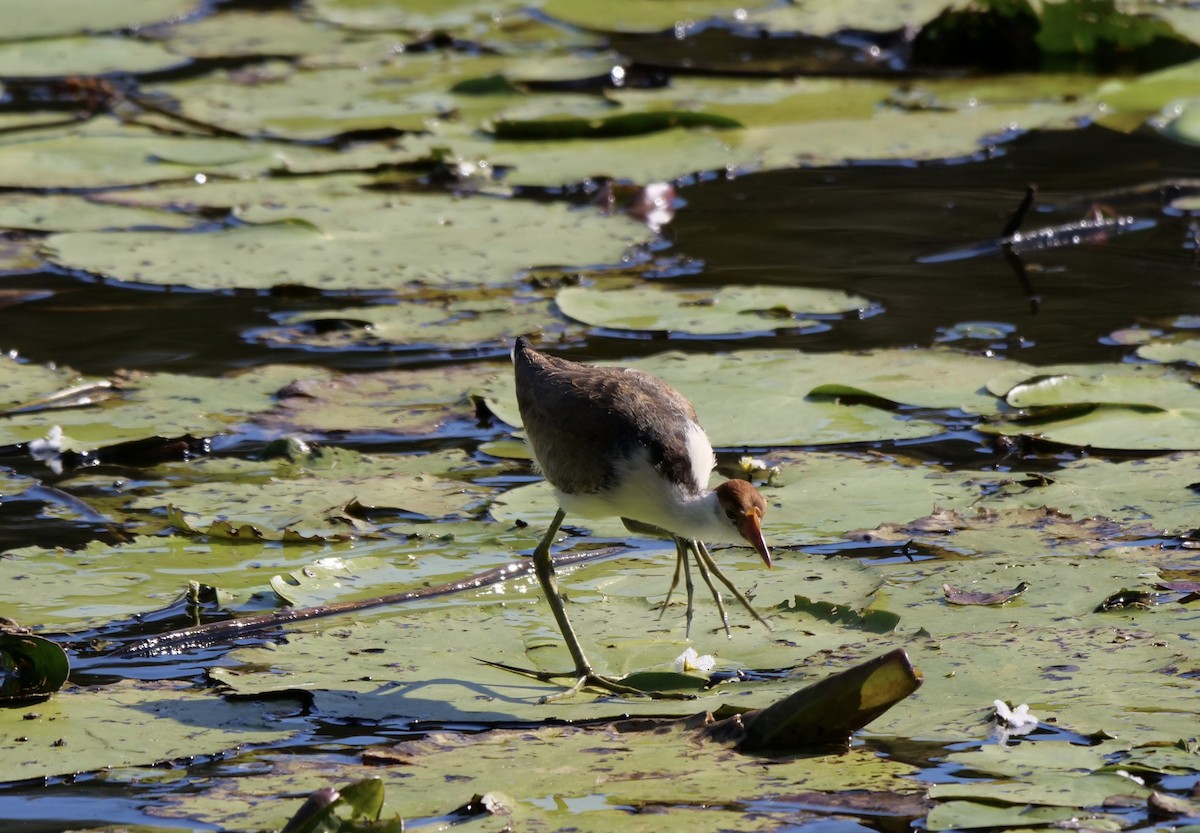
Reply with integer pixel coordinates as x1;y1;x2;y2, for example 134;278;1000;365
106;547;625;658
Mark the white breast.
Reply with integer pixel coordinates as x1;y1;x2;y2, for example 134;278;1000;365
552;422;739;544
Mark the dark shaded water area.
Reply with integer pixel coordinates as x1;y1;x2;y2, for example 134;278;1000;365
2;125;1197;378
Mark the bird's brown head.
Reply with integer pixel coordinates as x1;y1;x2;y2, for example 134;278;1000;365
714;479;771;568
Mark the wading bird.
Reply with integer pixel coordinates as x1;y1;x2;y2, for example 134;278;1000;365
512;336;772;698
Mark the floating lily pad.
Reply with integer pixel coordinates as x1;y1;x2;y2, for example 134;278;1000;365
0;0;200;41
44;193;653;291
1094;57;1200;132
141;721;919;831
263;295;573;351
746;0;949;36
142;52;582;141
0;193;195;233
139;448;492;539
306;0;523;30
983;453;1200;533
412;88;1092;187
154;10;346;59
0;37;186;77
541;0;776;33
0;680;296;784
0;364;327;449
555;284;873;335
0;120;370;189
479;348;994;448
0;632;69;701
1137;335;1200;365
254;365;484;436
978;362;1200;450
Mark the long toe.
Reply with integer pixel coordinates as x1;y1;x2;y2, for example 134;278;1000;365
539;673;694;702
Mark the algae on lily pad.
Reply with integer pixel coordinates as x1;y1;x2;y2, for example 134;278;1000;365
556;284;873;335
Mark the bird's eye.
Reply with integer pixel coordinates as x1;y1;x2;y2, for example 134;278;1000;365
724;508;738;521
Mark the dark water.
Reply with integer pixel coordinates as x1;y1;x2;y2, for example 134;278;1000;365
3;127;1196;379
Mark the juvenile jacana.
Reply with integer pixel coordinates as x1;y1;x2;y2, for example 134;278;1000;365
512;336;771;698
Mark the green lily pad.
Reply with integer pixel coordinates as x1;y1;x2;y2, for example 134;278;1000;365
982;362;1200;450
265;295;574;351
141;52;585;141
412;83;1093;187
0;632;70;700
925;800;1082;831
0;120;376;189
44;193;653;291
254;365;485;435
155;10;346;59
492;110;742;140
0;680;296;784
142;722;918;831
1094;57;1200;132
0;193;195;233
0;37;185;77
145;448;494;539
541;0;775;33
746;0;949;36
929;772;1150;808
1137;335;1200;365
306;0;524;30
555;284;873;335
0;0;200;40
991;363;1200;409
983;453;1200;533
479;347;999;447
0;364;327;449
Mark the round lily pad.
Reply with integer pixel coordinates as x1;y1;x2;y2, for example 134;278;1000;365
43;193;653;291
0;37;186;77
555;284;873;335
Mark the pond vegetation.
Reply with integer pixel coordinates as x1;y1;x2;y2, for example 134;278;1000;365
1;0;1199;830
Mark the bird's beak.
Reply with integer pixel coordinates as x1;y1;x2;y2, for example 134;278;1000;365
740;506;771;568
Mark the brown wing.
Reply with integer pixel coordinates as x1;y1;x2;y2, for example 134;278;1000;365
513;337;703;496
